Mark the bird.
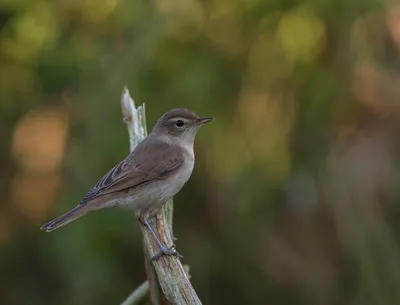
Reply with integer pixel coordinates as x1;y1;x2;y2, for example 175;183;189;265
41;108;212;259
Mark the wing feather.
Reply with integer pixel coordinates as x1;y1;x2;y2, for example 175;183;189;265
79;139;184;205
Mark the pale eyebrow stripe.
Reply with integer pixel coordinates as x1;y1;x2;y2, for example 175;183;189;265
167;117;187;123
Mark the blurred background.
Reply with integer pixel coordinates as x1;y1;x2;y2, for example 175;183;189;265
1;0;400;304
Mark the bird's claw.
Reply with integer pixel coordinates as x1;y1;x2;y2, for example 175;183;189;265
151;245;183;261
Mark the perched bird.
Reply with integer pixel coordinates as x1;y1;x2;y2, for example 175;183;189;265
41;108;212;259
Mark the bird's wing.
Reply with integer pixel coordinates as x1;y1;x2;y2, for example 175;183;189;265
79;139;185;205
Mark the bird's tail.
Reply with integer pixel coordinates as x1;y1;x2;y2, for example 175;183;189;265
40;205;90;232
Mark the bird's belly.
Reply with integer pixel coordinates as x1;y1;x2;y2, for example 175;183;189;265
123;160;194;213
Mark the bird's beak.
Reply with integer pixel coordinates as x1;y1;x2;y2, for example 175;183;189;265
195;117;213;125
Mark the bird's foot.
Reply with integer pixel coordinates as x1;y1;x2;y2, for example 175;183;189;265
151;245;183;261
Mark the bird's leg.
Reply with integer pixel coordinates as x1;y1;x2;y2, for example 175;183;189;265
139;217;183;261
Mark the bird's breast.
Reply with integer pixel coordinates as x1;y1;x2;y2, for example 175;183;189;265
122;148;195;214
172;157;194;187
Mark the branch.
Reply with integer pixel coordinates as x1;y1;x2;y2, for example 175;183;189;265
120;281;148;305
119;266;192;305
120;87;202;305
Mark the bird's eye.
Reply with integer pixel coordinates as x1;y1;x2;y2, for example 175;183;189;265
175;120;184;127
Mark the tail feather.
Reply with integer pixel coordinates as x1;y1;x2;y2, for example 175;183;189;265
41;205;89;232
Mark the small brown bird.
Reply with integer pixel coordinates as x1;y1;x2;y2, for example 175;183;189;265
41;108;212;259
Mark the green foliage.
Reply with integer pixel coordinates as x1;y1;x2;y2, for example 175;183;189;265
1;0;400;304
